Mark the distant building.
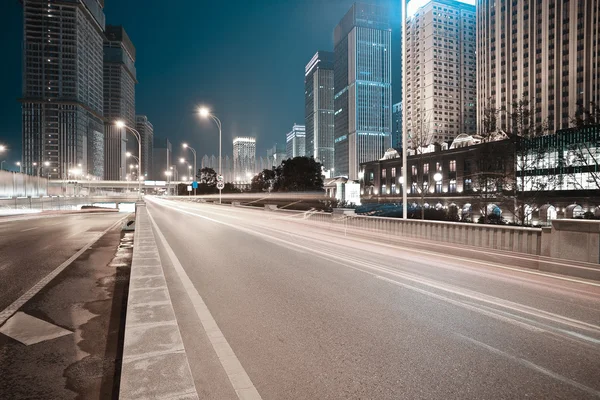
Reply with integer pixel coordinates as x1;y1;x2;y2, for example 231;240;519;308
392;102;402;149
153;137;172;181
233;137;256;182
334;2;392;179
477;0;600;133
305;51;335;171
201;154;234;182
21;0;106;180
136;115;153;179
405;0;476;146
104;25;137;180
286;124;306;159
267;144;287;168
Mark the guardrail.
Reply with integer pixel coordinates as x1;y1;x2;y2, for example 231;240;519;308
0;195;139;212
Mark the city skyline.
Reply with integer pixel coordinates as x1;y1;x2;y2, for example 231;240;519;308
0;0;403;169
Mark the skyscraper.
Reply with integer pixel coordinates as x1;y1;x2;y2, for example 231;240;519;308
104;25;137;180
392;102;402;148
267;144;287;168
405;0;476;146
136;115;153;179
334;3;392;180
21;0;106;179
233;137;256;181
305;51;335;171
286;124;306;159
477;0;600;133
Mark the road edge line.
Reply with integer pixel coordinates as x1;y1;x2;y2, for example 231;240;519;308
0;214;128;326
147;205;263;400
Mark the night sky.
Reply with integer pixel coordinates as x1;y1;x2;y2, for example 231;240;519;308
1;0;401;169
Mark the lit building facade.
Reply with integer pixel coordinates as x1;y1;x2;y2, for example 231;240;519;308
104;25;137;180
286;124;306;159
233;137;256;182
21;0;106;180
477;0;600;133
405;0;477;147
305;51;335;171
135;115;153;179
334;2;392;180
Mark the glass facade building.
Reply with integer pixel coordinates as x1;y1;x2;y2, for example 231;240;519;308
334;3;392;180
305;51;335;171
21;0;106;180
104;25;137;180
286;124;306;159
233;137;256;182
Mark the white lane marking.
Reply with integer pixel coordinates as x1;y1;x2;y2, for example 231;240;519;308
20;227;38;232
455;333;600;398
149;199;600;344
154;198;600;288
147;209;262;400
0;216;127;327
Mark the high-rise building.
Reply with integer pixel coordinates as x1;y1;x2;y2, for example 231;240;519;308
152;136;171;181
233;137;256;181
477;0;600;133
286;124;306;159
405;0;476;147
305;51;335;171
136;115;153;179
267;144;287;168
21;0;106;179
334;3;392;180
392;102;403;148
104;25;137;180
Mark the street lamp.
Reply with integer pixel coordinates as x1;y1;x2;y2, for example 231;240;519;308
198;107;222;204
182;143;197;195
115;120;142;199
165;170;172;196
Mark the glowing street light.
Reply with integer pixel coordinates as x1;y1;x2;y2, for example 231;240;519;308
15;161;22;173
115;120;142;199
198;107;222;203
182;143;197;195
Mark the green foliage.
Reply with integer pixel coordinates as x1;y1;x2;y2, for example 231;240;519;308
250;169;276;192
250;157;324;192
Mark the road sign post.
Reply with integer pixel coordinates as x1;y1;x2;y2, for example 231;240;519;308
216;181;225;190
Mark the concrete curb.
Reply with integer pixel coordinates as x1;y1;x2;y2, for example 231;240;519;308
119;203;199;400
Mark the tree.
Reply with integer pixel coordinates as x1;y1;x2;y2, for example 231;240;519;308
250;169;276;192
199;167;217;186
407;113;435;220
504;98;553;225
272;157;323;192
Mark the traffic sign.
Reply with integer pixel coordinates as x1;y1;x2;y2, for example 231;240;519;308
216;182;225;190
192;181;198;189
187;185;192;192
217;174;224;182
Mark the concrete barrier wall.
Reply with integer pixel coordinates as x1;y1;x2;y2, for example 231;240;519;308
302;212;543;256
545;220;600;264
0;170;48;197
0;195;139;211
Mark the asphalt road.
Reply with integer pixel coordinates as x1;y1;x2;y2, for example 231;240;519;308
0;212;127;312
147;197;600;399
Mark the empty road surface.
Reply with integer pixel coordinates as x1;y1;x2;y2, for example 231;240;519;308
146;197;600;399
0;212;127;313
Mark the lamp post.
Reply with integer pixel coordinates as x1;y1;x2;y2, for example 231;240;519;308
199;107;222;204
182;143;197;195
15;162;22;173
0;161;5;171
165;170;172;195
44;161;50;195
0;145;6;171
116;121;142;200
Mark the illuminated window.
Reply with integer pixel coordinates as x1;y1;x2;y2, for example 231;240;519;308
449;160;456;172
391;167;396;178
382;169;387;179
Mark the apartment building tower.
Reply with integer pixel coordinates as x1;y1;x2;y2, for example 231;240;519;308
21;0;106;179
405;0;477;147
477;0;600;133
305;51;335;171
334;2;393;180
103;25;137;180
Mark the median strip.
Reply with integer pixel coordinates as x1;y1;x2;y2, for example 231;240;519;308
119;203;199;400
